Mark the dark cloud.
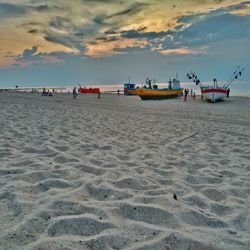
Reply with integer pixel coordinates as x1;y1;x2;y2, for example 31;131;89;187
44;33;83;53
35;4;49;12
108;2;149;18
5;52;16;58
19;46;38;58
31;3;64;13
93;15;107;25
14;46;66;68
45;34;71;47
91;2;149;26
18;22;45;36
0;2;51;17
20;22;43;27
0;3;27;17
74;31;85;37
28;29;39;34
49;17;71;29
95;36;119;42
121;30;168;39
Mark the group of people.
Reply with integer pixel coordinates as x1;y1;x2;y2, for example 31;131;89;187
183;87;230;101
144;78;157;89
42;88;53;96
183;88;195;101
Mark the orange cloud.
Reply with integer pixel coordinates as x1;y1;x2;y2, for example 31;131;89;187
230;2;250;15
85;38;148;58
119;0;248;33
0;23;78;69
0;0;249;66
156;46;208;55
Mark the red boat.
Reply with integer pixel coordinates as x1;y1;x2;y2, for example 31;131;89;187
78;86;100;94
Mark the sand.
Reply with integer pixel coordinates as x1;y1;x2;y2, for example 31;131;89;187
0;92;249;250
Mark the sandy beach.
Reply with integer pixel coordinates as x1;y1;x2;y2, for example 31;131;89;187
0;92;249;250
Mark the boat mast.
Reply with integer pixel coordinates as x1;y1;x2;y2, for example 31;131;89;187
223;67;244;89
223;66;240;88
213;78;218;87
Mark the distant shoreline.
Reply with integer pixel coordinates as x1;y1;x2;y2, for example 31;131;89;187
1;88;250;98
1;79;250;97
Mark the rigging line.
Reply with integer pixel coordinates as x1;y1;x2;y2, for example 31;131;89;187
224;68;244;89
223;66;240;88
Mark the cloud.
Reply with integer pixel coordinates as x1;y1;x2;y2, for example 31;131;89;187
227;1;250;15
107;2;150;19
0;0;250;69
0;2;27;17
176;11;250;47
156;47;208;55
14;46;64;68
115;6;250;57
84;38;148;58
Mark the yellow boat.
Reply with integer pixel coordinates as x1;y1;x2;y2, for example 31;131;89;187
136;78;183;100
136;88;183;100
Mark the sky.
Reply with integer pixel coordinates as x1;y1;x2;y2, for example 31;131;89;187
0;0;249;88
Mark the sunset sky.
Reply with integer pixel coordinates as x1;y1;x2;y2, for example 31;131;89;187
0;0;249;88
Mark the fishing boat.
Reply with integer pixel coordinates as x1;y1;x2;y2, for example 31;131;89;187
137;77;183;100
187;66;244;102
123;77;139;95
78;85;100;94
200;84;227;102
124;83;137;95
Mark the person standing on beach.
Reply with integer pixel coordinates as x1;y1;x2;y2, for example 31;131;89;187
73;87;77;99
226;88;230;98
42;87;46;96
184;89;188;101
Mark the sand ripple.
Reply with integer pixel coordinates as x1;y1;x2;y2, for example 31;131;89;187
0;93;250;249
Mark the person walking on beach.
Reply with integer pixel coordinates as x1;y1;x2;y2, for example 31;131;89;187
73;87;77;99
184;89;188;101
42;87;46;96
226;88;230;98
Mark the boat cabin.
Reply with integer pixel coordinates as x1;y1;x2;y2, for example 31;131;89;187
124;83;136;90
169;78;181;90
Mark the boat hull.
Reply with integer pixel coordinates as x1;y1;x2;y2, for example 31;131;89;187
79;88;100;94
201;88;227;102
124;88;137;95
137;88;183;100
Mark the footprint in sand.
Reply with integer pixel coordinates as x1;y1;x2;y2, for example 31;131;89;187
47;216;114;236
114;203;179;228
